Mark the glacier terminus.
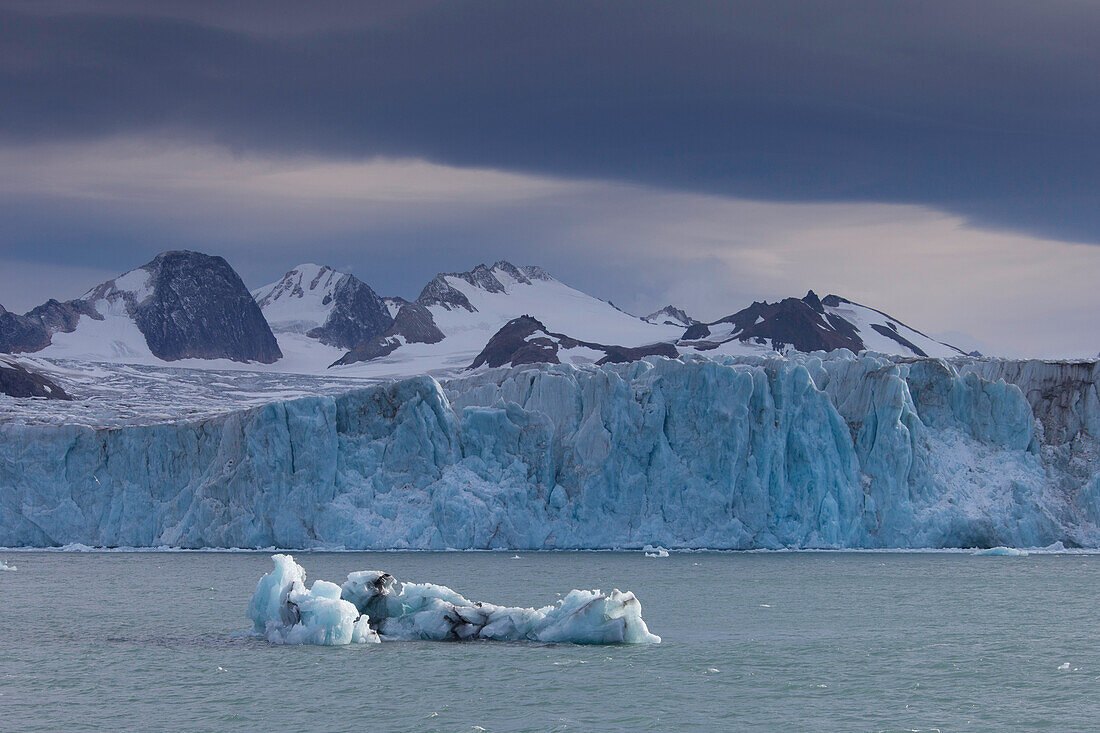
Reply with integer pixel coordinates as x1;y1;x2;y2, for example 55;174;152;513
2;351;1098;550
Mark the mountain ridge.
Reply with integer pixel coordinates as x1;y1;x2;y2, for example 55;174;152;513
0;251;978;372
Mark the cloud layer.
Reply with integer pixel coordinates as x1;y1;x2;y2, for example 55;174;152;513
2;1;1100;241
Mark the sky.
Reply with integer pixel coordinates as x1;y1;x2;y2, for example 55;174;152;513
0;1;1097;357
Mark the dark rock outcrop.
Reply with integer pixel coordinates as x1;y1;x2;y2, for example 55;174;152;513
802;290;824;314
0;310;51;354
332;302;445;366
869;323;928;357
416;275;477;312
131;251;282;363
0;298;100;354
599;342;680;364
25;299;102;334
2;251;282;363
686;296;861;353
305;273;393;350
0;360;71;399
470;315;678;369
470;315;561;369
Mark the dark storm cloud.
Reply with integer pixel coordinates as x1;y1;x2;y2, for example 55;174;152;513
2;0;1100;241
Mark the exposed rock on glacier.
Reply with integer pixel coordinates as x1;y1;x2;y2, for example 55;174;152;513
469;315;679;369
2;354;1099;549
249;554;659;645
0;358;70;400
332;301;445;366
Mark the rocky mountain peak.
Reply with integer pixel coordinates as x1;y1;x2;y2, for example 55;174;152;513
415;261;552;312
643;305;696;327
253;263;393;350
133;250;283;362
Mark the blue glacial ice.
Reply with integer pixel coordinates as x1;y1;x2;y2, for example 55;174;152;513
973;546;1029;557
249;554;660;645
2;353;1099;549
248;554;378;645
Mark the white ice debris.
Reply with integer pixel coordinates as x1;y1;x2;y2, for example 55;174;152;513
974;547;1029;557
643;545;670;557
0;560;16;571
249;555;660;646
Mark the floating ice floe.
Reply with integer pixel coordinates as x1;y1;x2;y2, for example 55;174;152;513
0;560;16;571
248;554;661;646
643;545;670;558
974;546;1029;557
248;554;378;645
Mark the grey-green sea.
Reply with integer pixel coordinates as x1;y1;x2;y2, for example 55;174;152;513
1;551;1098;732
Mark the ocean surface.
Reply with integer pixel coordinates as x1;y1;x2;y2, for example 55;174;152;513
1;550;1098;732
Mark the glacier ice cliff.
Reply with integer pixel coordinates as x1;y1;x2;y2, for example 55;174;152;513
2;353;1100;549
248;554;660;645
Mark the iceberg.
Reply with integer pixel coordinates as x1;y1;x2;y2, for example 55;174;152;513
0;560;15;571
248;554;378;645
2;354;1099;550
249;554;660;645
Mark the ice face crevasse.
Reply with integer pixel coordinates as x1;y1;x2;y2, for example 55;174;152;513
2;354;1099;550
248;554;660;645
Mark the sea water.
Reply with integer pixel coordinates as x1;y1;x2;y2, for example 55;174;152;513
1;551;1098;731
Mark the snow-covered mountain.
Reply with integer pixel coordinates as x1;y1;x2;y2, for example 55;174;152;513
643;305;697;328
3;251;281;363
332;261;684;373
680;291;964;359
1;252;975;375
252;264;393;367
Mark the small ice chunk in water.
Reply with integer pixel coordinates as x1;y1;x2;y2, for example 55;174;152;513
249;555;661;646
974;546;1029;556
643;545;670;558
1058;662;1071;671
0;560;16;571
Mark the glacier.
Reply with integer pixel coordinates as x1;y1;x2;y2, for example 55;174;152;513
249;554;660;645
1;352;1099;549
